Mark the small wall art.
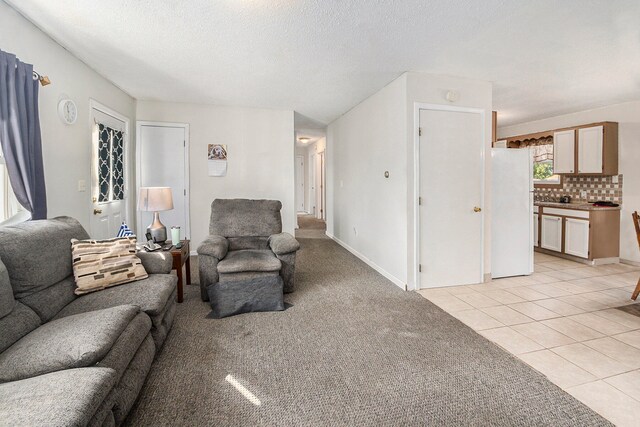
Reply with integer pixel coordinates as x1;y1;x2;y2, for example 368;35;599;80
208;144;227;177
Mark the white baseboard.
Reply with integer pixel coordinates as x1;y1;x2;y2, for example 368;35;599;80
621;258;640;267
326;233;407;291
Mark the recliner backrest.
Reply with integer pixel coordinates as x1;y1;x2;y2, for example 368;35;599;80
0;257;41;353
209;199;283;239
0;216;90;321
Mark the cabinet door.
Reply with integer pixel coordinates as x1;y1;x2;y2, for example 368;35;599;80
533;213;539;247
541;215;562;252
553;130;576;174
578;126;603;174
565;218;590;258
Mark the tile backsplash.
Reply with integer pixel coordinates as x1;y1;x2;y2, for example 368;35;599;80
534;175;623;204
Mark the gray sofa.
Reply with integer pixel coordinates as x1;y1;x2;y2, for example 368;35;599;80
0;217;177;426
198;199;300;302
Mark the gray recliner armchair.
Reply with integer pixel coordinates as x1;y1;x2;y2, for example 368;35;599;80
197;199;300;303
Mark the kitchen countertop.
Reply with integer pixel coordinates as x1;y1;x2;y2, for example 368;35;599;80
534;201;621;211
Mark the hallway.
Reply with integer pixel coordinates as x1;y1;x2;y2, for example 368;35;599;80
295;213;327;239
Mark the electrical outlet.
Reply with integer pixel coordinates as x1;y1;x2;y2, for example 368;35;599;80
77;180;86;192
612;175;619;184
580;190;587;199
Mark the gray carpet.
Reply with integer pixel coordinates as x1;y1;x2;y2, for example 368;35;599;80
125;238;610;426
297;214;327;230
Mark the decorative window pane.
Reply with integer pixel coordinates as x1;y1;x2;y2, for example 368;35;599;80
97;124;125;203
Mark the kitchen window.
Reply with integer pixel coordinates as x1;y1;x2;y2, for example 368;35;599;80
533;143;561;186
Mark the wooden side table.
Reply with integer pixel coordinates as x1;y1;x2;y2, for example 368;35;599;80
170;240;191;303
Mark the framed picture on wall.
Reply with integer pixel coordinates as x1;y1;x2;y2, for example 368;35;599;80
208;144;227;176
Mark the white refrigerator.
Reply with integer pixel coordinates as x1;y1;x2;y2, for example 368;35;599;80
491;148;534;278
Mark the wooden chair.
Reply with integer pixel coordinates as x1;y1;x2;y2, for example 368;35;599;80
632;211;640;300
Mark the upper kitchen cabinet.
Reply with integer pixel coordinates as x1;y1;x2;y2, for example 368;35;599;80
553;129;576;174
506;122;619;176
577;123;618;175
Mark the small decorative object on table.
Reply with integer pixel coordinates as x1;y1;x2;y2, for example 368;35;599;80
138;187;173;243
171;226;181;245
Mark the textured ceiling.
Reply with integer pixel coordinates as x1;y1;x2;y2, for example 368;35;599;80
6;0;640;126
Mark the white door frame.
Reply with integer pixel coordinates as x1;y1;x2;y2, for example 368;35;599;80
135;121;190;239
89;99;131;235
413;102;486;290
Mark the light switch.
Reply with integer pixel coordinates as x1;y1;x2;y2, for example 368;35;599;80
612;175;619;184
78;180;86;192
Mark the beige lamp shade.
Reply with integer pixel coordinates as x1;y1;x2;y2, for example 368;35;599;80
137;187;174;212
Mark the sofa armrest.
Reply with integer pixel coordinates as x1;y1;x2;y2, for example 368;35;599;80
197;235;229;260
136;251;173;274
268;232;300;255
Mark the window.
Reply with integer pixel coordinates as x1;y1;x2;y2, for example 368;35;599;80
97;123;125;203
0;151;27;224
532;144;561;185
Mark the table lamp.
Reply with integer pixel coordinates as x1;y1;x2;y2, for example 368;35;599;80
138;187;174;243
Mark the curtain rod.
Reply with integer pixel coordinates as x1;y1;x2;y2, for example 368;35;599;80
32;70;51;87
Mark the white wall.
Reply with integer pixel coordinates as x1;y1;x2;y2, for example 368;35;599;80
327;72;493;290
136;101;295;249
0;2;136;232
327;75;408;287
498;101;640;263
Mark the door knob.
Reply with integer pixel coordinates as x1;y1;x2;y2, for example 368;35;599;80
473;207;482;212
93;208;103;215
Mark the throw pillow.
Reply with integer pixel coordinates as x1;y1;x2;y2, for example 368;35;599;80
71;237;148;295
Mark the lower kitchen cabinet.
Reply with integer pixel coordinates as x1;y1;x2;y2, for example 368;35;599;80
534;206;620;263
541;214;562;252
564;218;590;258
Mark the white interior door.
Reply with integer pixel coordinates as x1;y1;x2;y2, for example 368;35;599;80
316;151;323;219
295;155;305;212
137;123;189;240
320;151;326;220
419;108;484;288
90;104;129;239
309;152;316;215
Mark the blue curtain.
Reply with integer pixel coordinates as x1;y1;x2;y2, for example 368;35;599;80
0;50;47;220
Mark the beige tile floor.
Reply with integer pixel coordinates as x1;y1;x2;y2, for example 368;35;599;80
418;252;640;427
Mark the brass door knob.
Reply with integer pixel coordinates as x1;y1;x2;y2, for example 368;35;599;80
473;207;482;212
93;208;103;215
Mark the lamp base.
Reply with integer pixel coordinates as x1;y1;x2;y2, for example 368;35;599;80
147;212;167;243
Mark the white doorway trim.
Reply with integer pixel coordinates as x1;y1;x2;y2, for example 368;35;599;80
412;102;486;291
88;99;131;237
135;121;190;239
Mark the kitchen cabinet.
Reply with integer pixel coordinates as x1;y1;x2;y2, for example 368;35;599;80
553;129;576;174
533;212;539;247
577;126;603;174
534;205;620;263
564;218;590;258
541;214;562;252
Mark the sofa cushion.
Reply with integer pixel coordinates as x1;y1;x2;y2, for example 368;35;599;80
55;274;177;321
218;249;282;274
71;237;148;295
0;258;13;318
0;305;139;382
0;302;41;353
18;275;77;322
0;216;89;299
0;367;117;427
209;199;282;237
